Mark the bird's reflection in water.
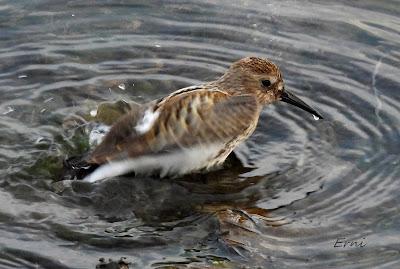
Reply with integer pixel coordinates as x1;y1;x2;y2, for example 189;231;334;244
55;152;289;266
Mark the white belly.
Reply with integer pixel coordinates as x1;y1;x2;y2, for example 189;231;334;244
83;143;225;183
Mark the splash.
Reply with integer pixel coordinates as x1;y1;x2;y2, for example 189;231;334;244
90;109;97;117
118;83;126;90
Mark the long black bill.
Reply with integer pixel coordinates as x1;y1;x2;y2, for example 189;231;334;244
280;90;323;120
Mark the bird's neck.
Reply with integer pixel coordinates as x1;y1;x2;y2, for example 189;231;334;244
213;70;261;99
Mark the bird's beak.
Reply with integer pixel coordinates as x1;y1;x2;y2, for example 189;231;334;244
280;90;323;120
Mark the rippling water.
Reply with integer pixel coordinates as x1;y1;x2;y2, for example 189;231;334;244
1;0;400;268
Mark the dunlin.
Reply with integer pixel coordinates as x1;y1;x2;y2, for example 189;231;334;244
82;57;323;183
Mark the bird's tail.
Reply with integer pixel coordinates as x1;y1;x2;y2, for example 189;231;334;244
82;159;138;183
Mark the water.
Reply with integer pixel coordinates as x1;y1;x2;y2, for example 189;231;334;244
1;0;400;268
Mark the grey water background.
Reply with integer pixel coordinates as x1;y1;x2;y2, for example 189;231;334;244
1;0;400;268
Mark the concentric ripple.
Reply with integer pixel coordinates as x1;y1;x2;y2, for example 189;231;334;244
0;0;400;268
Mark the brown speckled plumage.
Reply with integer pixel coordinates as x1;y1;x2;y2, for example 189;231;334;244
89;57;283;164
83;57;322;182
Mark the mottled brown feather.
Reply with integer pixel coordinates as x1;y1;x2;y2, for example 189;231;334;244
88;89;261;164
233;57;279;74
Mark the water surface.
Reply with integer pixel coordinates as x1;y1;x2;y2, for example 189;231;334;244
1;0;400;268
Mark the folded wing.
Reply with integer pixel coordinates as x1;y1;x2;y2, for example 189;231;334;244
88;89;261;164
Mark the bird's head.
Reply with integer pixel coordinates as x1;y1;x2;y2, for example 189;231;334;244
219;57;323;119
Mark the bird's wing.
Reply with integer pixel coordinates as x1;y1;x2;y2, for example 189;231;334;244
88;89;260;164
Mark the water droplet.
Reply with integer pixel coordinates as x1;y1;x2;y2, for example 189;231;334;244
40;108;46;113
18;75;27;79
118;83;126;90
313;114;320;121
154;44;161;48
90;109;97;117
71;14;75;17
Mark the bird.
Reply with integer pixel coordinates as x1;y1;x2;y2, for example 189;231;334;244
80;57;323;183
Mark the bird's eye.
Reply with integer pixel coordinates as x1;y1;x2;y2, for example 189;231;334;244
261;79;271;88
